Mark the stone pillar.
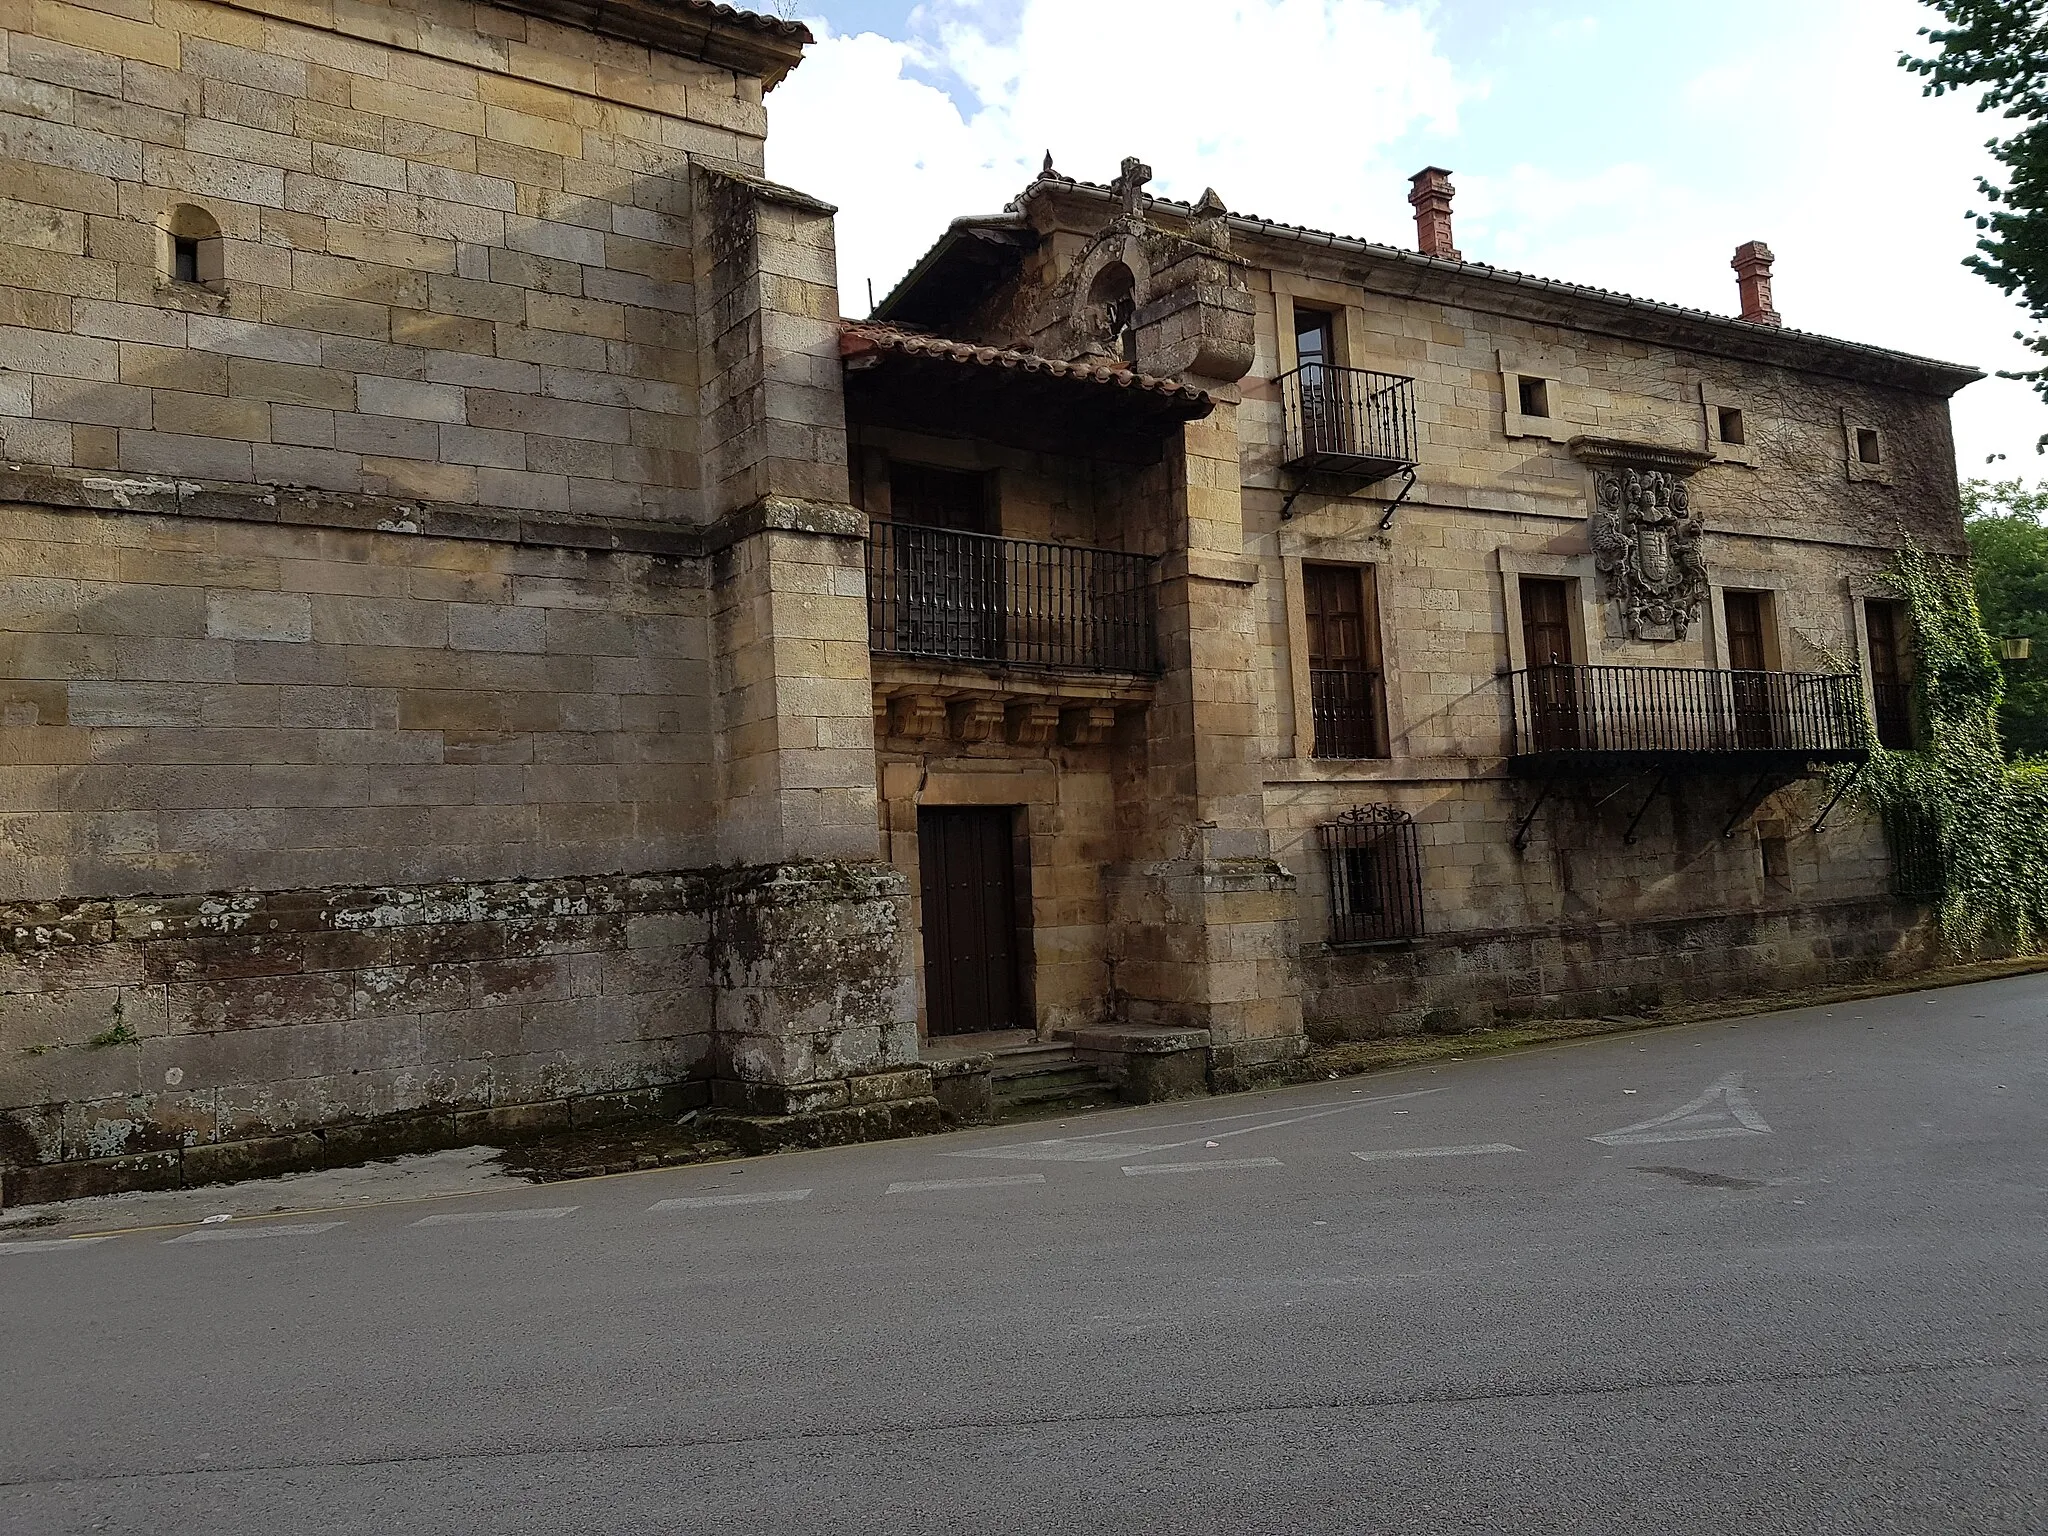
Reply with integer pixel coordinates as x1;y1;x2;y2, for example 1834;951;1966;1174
694;168;919;1111
1109;246;1306;1079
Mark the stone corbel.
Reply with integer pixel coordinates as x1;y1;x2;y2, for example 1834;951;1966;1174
888;693;949;740
947;699;1004;742
1005;701;1060;746
1059;704;1118;747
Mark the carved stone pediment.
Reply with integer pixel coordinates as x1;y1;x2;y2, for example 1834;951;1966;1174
1016;157;1256;385
1570;437;1714;642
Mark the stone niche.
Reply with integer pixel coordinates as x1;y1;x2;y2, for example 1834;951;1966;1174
1572;437;1716;642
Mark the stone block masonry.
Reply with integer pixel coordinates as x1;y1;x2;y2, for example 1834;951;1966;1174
0;0;777;522
0;859;927;1203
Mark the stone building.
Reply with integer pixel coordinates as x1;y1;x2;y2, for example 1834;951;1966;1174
0;3;1979;1198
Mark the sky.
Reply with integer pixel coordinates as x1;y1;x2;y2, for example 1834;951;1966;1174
759;0;2047;478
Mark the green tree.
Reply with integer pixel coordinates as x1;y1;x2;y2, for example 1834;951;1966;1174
1902;4;2048;432
1961;476;2048;755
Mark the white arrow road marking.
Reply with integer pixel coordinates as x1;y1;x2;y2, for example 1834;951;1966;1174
0;1236;115;1253
946;1087;1447;1163
411;1207;578;1226
1122;1158;1284;1176
1591;1071;1771;1146
1351;1143;1523;1163
166;1222;342;1244
649;1189;812;1211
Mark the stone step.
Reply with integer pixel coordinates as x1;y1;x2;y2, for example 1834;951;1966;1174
989;1044;1080;1080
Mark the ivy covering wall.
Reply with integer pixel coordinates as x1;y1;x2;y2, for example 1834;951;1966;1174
1855;544;2048;952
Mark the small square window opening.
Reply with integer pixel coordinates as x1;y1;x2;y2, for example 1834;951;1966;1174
1717;406;1745;447
1517;375;1549;419
172;236;200;284
1759;834;1791;888
1856;427;1882;465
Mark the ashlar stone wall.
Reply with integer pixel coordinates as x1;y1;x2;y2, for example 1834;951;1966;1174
0;0;767;519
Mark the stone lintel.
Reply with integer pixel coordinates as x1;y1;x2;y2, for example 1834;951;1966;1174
704;494;868;555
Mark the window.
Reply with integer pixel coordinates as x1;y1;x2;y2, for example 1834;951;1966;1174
1846;421;1890;483
1318;805;1424;944
1865;598;1914;749
159;204;223;289
1305;563;1389;759
1759;834;1791;889
1294;308;1335;371
1517;375;1550;419
1718;406;1745;447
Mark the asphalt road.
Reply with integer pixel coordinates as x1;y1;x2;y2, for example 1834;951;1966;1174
4;974;2045;1535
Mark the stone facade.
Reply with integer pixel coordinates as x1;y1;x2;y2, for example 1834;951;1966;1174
0;0;927;1198
0;7;1988;1196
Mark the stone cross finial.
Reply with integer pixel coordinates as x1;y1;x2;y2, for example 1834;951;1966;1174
1112;156;1152;219
1042;150;1055;176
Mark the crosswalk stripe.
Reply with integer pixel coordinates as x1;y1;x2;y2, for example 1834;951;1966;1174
1350;1143;1522;1162
166;1222;342;1244
886;1174;1046;1193
649;1189;812;1211
0;1236;115;1253
411;1207;578;1226
1122;1157;1284;1176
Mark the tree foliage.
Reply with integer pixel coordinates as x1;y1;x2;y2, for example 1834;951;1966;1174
1960;476;2048;755
1902;3;2048;429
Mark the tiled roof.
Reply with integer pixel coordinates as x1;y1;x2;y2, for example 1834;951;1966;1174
840;322;1213;408
876;174;1980;392
671;0;811;41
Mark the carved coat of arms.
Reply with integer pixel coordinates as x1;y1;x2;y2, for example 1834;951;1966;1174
1591;466;1708;641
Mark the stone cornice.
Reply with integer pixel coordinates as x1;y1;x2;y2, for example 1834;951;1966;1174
1568;437;1717;476
0;466;708;560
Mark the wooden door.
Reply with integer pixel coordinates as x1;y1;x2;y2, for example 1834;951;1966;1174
1305;563;1387;758
889;463;1001;660
1724;590;1775;749
1519;577;1580;750
917;807;1022;1037
1865;600;1913;748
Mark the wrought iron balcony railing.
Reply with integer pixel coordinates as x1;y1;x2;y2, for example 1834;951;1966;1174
1506;664;1869;769
1309;667;1389;759
1279;364;1419;480
866;525;1157;674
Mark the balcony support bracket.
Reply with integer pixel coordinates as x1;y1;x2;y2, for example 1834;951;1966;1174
1721;771;1789;839
1511;780;1555;854
1278;477;1310;522
1810;761;1864;835
1622;770;1668;845
1377;466;1418;531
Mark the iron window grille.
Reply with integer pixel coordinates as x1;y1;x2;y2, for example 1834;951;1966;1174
1884;806;1943;901
1318;804;1425;945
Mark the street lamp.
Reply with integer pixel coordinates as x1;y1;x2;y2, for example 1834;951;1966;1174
2003;636;2033;661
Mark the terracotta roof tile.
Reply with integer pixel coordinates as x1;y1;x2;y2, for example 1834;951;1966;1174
840;322;1212;408
670;0;810;42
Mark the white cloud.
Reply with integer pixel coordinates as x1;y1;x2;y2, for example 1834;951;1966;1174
769;0;1463;313
767;0;2048;467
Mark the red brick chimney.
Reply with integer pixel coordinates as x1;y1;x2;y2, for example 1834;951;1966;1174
1732;240;1781;326
1408;167;1461;261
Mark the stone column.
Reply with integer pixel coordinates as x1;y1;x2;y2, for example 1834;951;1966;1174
694;169;920;1113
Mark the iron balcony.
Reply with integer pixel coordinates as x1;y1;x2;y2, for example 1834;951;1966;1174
1505;664;1870;773
866;525;1157;674
1279;364;1419;481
